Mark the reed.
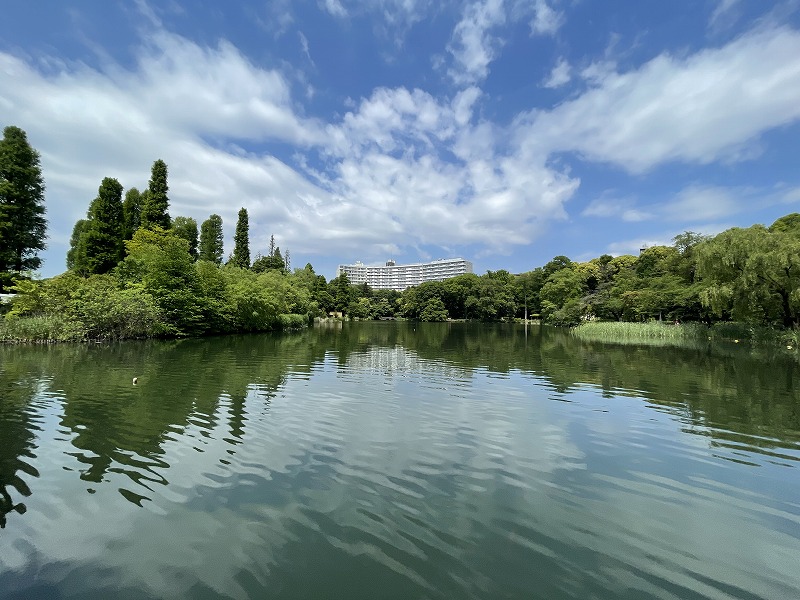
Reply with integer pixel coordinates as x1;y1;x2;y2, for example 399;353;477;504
572;320;800;355
572;321;708;346
0;314;85;343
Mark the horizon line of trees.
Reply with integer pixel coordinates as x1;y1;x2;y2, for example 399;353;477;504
3;124;800;339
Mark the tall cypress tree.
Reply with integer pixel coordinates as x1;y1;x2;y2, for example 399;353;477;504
172;216;199;260
66;218;88;272
199;214;224;265
0;126;47;290
122;187;142;240
82;177;124;274
231;207;250;268
141;159;170;230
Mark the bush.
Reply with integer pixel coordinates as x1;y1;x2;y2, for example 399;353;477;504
0;313;85;342
277;313;307;329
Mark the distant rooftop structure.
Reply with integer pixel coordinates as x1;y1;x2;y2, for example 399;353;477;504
337;257;473;291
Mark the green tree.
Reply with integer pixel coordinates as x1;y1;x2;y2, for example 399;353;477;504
769;213;800;234
540;267;586;325
141;159;170;229
66;219;88;272
251;236;286;273
329;273;356;313
696;225;800;328
231;207;250;268
81;177;125;275
121;227;204;335
122;187;142;240
419;297;448;321
198;214;224;264
0;126;47;290
172;216;199;260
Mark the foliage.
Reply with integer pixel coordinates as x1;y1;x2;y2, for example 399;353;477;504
231;207;250;268
252;235;286;273
198;214;224;264
419;297;448;321
278;313;308;329
141;159;170;230
80;177;125;275
66;219;88;271
540;267;585;324
122;187;142;240
4;273;162;341
219;267;284;332
696;225;800;327
121;227;204;335
0;126;47;290
172;216;199;260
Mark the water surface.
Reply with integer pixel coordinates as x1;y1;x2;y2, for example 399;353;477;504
1;322;799;599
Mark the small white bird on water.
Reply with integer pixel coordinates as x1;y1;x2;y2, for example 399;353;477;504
133;377;138;385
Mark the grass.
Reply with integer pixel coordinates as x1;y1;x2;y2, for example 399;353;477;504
572;320;800;353
571;321;708;346
0;314;86;343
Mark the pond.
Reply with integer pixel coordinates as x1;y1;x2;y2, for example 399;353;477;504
1;322;799;599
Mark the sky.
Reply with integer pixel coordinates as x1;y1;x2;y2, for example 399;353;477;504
2;0;800;280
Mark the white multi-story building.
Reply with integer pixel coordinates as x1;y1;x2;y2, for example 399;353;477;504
337;258;473;291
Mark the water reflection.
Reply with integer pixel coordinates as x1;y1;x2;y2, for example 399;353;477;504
0;323;799;599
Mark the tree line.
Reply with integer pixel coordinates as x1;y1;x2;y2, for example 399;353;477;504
383;218;800;330
2;124;799;340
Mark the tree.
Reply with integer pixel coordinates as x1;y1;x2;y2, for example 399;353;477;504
251;236;286;273
540;267;586;324
231;207;250;268
769;213;800;234
172;216;199;260
419;297;448;321
66;219;88;272
696;225;800;328
121;227;204;334
122;187;142;240
329;273;356;313
198;214;224;264
0;126;47;290
140;159;170;229
81;177;125;275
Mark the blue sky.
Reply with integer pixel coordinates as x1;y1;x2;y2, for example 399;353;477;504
2;0;800;279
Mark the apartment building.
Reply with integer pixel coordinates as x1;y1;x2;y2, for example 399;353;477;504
337;258;473;291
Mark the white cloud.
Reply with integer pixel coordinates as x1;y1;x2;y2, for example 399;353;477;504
781;186;800;204
322;85;579;251
582;184;750;226
522;25;800;173
321;0;348;18
0;28;583;275
447;0;507;85
5;15;799;278
582;197;653;222
530;0;564;36
709;0;740;30
298;31;314;66
663;184;742;222
543;57;571;88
